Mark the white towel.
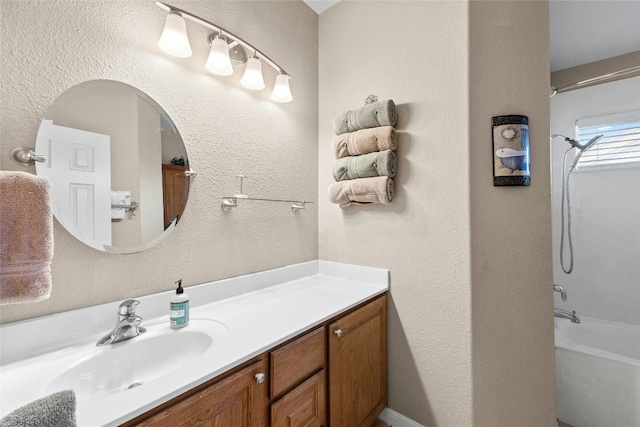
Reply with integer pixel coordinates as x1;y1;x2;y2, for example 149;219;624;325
0;171;54;305
111;191;131;219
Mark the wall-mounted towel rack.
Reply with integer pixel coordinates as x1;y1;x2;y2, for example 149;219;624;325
221;175;312;212
10;147;46;166
111;201;139;215
221;196;310;212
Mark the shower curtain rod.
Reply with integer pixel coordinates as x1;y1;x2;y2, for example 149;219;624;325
551;65;640;96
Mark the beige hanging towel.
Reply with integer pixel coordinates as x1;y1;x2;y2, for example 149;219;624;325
331;126;397;159
333;99;397;135
0;171;54;305
328;176;394;209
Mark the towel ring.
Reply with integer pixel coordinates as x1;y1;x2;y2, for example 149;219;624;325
10;147;47;166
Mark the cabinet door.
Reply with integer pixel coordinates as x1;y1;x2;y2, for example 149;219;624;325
162;164;189;229
132;358;268;427
329;295;387;427
271;370;326;427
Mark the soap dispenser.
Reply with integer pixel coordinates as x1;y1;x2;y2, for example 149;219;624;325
170;279;189;329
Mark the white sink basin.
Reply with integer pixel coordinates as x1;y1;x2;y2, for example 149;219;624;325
46;319;227;400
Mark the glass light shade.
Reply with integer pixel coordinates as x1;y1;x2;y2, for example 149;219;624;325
158;12;192;58
241;57;266;90
271;74;293;103
205;36;233;76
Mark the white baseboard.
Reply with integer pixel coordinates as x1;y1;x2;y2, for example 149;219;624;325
378;408;426;427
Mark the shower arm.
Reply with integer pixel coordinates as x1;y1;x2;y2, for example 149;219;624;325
552;134;602;173
551;134;604;152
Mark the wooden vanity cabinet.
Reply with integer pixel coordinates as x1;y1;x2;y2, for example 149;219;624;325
329;294;387;427
122;294;386;427
123;357;269;427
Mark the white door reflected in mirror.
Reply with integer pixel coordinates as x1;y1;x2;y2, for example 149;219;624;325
37;120;112;251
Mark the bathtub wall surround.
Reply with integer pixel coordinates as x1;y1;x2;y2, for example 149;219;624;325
156;2;293;102
551;76;640;326
0;0;319;324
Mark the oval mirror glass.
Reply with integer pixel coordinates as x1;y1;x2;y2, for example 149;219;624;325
35;80;190;253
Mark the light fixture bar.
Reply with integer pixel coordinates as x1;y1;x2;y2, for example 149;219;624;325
155;1;290;77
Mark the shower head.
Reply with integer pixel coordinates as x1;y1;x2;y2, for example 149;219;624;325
551;134;604;152
578;134;604;152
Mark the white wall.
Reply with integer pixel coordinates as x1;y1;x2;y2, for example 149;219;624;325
469;2;555;426
319;1;555;426
551;76;640;326
319;2;474;424
0;0;319;323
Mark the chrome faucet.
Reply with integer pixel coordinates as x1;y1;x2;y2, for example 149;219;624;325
554;308;580;323
554;284;567;301
96;299;147;346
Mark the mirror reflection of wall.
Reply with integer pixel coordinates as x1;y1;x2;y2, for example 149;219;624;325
35;80;189;254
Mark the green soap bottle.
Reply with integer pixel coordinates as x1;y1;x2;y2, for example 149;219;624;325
170;279;189;329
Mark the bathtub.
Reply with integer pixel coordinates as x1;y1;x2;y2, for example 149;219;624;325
555;316;640;427
495;148;526;170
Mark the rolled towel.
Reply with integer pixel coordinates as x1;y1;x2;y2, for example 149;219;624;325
0;390;77;427
333;150;397;182
331;126;397;159
333;99;397;135
328;176;394;209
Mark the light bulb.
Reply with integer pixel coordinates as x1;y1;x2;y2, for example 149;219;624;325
158;12;192;58
205;36;233;76
241;56;265;90
271;74;292;103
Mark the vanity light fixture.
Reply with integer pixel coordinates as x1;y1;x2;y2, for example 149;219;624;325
155;2;293;102
205;34;234;76
241;54;266;91
157;11;192;58
271;73;293;103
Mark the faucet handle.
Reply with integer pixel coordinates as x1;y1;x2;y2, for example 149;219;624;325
118;299;140;316
553;284;568;301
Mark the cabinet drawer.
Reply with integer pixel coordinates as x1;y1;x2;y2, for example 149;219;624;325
271;370;326;427
270;326;325;398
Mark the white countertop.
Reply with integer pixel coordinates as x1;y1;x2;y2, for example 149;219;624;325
0;260;388;426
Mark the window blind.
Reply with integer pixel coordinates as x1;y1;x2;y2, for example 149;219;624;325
576;110;640;168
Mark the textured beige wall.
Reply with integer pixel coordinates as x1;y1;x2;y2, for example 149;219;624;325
319;2;474;425
469;2;555;426
0;0;318;323
319;1;554;426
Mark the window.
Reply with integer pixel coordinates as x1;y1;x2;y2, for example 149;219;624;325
575;110;640;169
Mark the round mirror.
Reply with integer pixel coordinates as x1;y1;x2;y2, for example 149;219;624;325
35;80;190;253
